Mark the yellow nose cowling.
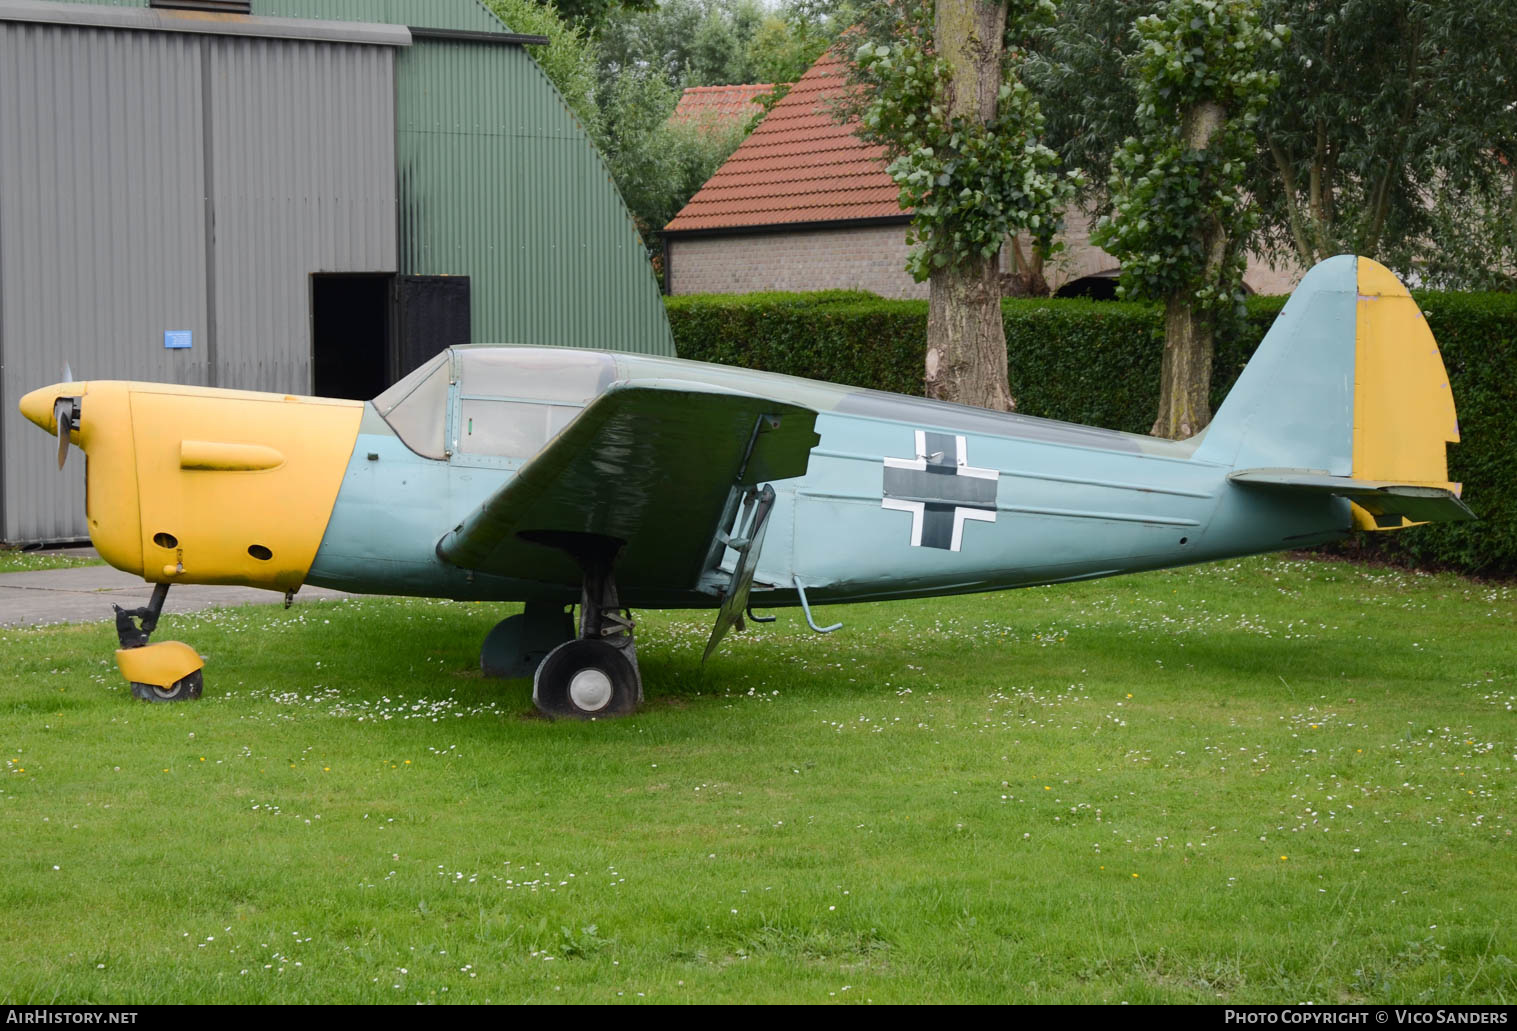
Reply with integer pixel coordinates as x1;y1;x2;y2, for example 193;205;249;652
18;379;363;591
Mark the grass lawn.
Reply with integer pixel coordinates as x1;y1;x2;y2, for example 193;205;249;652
0;554;1512;1004
0;549;103;573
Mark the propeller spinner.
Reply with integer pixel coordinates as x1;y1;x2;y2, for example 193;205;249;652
19;382;83;465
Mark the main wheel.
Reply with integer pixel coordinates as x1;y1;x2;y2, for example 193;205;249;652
130;669;204;703
532;639;639;719
480;605;575;679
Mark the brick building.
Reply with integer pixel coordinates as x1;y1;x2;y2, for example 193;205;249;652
663;48;1300;299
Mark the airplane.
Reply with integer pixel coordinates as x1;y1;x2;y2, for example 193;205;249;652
16;255;1473;718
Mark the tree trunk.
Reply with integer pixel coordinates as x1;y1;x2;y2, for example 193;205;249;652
925;0;1014;412
1001;235;1050;297
1152;98;1226;439
927;253;1015;410
1151;293;1214;439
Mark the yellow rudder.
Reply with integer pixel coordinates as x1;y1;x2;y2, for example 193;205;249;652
1350;258;1462;530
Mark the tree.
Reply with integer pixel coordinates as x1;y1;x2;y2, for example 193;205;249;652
748;1;861;86
1032;1;1517;290
548;0;657;35
597;0;768;91
1417;168;1517;292
854;1;1078;411
1024;1;1145;194
1254;0;1517;272
1090;0;1280;439
598;67;750;253
596;67;683;233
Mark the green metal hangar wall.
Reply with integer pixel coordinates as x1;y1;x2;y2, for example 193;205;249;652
0;0;674;545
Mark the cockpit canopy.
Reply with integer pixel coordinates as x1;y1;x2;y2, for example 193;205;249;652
371;347;614;460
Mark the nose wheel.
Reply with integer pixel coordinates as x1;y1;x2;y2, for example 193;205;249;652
113;583;205;702
131;670;204;703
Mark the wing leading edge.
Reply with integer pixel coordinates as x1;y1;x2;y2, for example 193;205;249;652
436;380;820;591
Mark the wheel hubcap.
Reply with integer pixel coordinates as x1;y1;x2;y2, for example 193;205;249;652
568;668;613;712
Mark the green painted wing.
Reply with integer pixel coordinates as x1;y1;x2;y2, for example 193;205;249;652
437;381;820;589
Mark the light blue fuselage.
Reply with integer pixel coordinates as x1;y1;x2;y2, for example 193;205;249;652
305;352;1350;611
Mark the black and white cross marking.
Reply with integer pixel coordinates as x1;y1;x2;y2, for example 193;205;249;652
882;430;998;551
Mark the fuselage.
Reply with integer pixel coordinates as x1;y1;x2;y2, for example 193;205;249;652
19;346;1352;609
299;348;1351;609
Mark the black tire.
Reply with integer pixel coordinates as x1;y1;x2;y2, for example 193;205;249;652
532;639;639;719
130;669;204;703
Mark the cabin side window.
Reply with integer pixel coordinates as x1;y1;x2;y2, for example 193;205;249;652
454;348;612;458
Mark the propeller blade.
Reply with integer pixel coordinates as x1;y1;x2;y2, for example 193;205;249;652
53;398;72;470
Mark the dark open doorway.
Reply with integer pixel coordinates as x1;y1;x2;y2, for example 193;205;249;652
1054;274;1121;301
311;274;471;399
312;274;391;400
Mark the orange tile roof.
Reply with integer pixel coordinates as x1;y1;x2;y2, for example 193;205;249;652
664;48;906;233
669;83;773;128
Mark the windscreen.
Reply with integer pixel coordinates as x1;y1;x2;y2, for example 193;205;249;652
373;351;450;459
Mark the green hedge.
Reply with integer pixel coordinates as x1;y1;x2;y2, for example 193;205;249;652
666;290;1517;576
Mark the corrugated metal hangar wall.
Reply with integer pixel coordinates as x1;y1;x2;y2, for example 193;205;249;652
0;0;676;544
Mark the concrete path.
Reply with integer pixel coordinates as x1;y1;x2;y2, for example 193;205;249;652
0;561;355;629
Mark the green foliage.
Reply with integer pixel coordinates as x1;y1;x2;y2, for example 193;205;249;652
851;1;1080;282
588;0;859;252
635;115;749;250
1033;1;1517;289
665;291;927;395
596;0;852;91
594;68;680;231
667;290;1517;575
1024;1;1144;201
549;0;656;34
596;72;750;253
1416;174;1517;294
1253;0;1517;276
1092;0;1281;317
746;1;859;85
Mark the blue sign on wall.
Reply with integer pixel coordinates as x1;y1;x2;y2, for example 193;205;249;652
164;330;192;350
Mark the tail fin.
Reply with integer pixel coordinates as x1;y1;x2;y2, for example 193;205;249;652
1195;255;1470;530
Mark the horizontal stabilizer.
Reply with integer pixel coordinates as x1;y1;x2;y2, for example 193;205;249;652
1230;469;1475;528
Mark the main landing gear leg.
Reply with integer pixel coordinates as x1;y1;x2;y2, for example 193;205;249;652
532;538;642;719
114;582;204;702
